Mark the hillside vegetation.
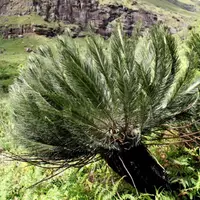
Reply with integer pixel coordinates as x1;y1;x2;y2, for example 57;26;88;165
1;1;200;199
100;0;200;33
0;35;53;92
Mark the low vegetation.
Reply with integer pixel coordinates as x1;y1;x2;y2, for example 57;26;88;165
0;25;200;199
0;34;53;92
0;13;62;28
1;4;200;196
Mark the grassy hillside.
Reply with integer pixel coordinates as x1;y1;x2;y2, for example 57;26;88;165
100;0;200;32
0;35;53;92
140;0;200;14
100;0;200;15
0;13;62;28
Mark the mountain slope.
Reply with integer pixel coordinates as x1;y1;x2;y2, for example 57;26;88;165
0;0;199;39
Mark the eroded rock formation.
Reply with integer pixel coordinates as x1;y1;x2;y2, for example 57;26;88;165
0;0;158;38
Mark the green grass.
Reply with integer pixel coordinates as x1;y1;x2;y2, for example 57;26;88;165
0;13;60;28
0;34;52;59
141;0;197;13
0;35;55;92
1;132;200;199
0;162;91;200
178;0;195;5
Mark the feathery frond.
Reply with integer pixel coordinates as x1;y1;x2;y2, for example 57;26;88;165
9;25;200;167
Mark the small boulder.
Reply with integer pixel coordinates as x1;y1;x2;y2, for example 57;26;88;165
18;35;24;38
25;47;33;53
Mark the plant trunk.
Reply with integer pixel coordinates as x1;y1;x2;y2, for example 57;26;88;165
101;140;171;194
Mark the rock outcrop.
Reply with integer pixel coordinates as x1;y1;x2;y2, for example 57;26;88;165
32;0;158;37
0;0;158;38
0;24;64;38
0;0;33;16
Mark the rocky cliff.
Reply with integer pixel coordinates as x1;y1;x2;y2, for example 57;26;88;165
1;0;191;38
0;0;32;15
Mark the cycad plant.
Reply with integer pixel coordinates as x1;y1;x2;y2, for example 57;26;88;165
9;26;200;194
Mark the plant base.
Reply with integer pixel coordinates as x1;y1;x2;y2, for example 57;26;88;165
102;141;171;194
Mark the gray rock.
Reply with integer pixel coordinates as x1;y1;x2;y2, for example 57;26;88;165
18;34;24;38
25;47;33;53
0;0;158;38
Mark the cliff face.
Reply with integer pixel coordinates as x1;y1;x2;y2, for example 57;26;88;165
33;0;99;23
0;0;33;16
0;0;157;38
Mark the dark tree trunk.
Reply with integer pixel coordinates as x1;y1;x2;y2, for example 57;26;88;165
101;140;171;194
